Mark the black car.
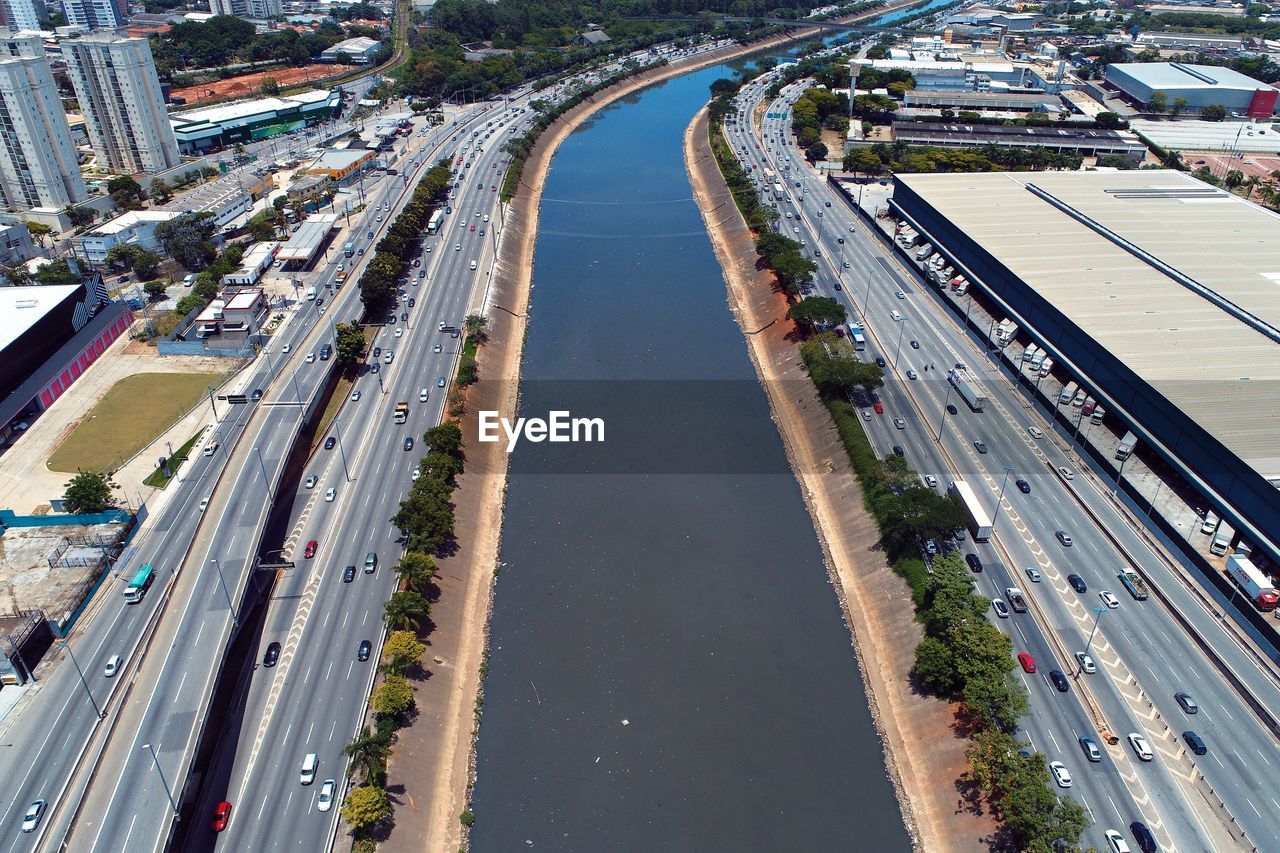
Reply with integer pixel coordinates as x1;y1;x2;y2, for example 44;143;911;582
373;346;381;358
1048;670;1069;692
974;440;988;454
1175;691;1199;714
834;282;842;291
946;404;958;415
891;444;904;458
403;437;414;451
324;436;336;450
875;356;886;368
251;389;263;401
262;642;281;667
965;554;983;573
408;297;415;307
343;565;356;583
1183;730;1207;755
910;340;920;349
1016;479;1031;494
371;363;380;374
1130;821;1158;853
357;640;372;662
837;237;844;244
1067;573;1088;593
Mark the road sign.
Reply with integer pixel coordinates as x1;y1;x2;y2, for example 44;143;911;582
257;560;295;570
226;394;248;405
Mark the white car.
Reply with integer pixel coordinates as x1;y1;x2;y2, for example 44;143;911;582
455;244;461;251
104;654;122;677
923;474;938;488
384;351;394;364
1049;761;1072;788
895;290;906;299
992;598;1010;619
1024;566;1042;583
317;779;336;812
433;343;442;353
1104;830;1131;853
1099;590;1121;609
305;474;318;489
305;352;316;363
1027;426;1043;439
325;487;336;502
1075;651;1097;674
351;390;361;401
1058;466;1075;480
21;800;45;833
395;328;404;338
411;467;421;481
482;214;490;222
281;344;292;354
1127;732;1154;761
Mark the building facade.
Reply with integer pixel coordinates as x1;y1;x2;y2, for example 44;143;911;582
207;0;280;18
1105;62;1278;116
63;0;128;30
77;210;182;264
0;0;47;30
62;34;182;176
169;89;340;153
0;33;88;211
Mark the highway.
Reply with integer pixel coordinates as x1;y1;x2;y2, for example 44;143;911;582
725;62;1280;852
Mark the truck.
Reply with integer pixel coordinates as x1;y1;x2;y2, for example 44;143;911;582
1210;523;1233;556
1225;554;1279;610
1090;404;1106;424
393;401;409;424
1039;357;1053;377
1005;587;1028;613
1059;381;1078;405
955;279;969;296
772;181;785;200
1118;570;1149;600
1022;344;1039;363
1115;431;1137;461
1200;510;1219;535
948;367;987;412
950;480;993;542
996;319;1018;345
123;563;156;604
764;168;775;184
335;269;347;286
344;241;355;257
427;209;443;235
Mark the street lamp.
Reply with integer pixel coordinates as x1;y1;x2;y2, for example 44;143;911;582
142;743;179;818
991;466;1015;533
935;380;955;443
892;314;908;367
1080;606;1107;674
58;641;104;720
210;558;237;627
253;446;275;503
332;418;352;482
861;266;873;321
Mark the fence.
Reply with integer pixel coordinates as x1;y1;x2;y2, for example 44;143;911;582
0;509;131;530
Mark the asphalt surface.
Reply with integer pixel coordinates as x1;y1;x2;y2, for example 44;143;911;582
726;64;1280;852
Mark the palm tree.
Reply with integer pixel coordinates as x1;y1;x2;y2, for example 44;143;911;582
383;590;429;631
1243;175;1261;199
344;726;391;783
394;552;436;592
464;314;489;342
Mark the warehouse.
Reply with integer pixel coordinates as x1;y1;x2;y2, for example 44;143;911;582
889;170;1280;566
169;89;341;153
1104;62;1278;117
276;213;338;269
889;122;1146;161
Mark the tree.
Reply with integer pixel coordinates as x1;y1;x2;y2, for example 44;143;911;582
1225;169;1244;189
804;142;828;164
107;175;146;210
382;631;426;675
1200;103;1228;121
148;178;173;203
422;421;463;460
129;249;162;280
2;263;31;285
64;470;115;513
1146;90;1169;112
341;785;391;831
394;551;436;591
383;590;429;630
65;205;97;229
787;296;846;330
25;221;52;246
335;322;366;365
144;279;168;301
463;313;488;342
371;674;416;716
843;148;883;179
1093;111;1123;129
35;259;81;285
913;636;958;694
260;77;281;96
344;726;391;784
154;212;217;270
1171;96;1190;116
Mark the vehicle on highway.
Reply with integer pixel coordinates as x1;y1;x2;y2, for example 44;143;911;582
1067;574;1087;593
306;352;316;363
973;440;988;454
358;640;372;662
433;343;442;353
438;376;446;388
373;347;381;358
924;474;938;488
1028;426;1043;439
910;340;919;349
1015;479;1030;494
317;779;336;812
455;244;461;251
1104;829;1131;853
873;402;884;414
946;404;958;415
1049;761;1071;788
894;418;906;429
906;369;918;380
324;436;336;450
1018;652;1036;673
252;389;263;401
1075;651;1097;674
300;753;317;785
304;540;318;559
371;363;379;374
211;801;232;832
1025;566;1041;583
1099;591;1120;609
1048;670;1069;692
364;552;378;573
1129;821;1157;853
895;290;905;299
325;487;336;502
1175;691;1199;714
384;351;394;364
200;495;210;512
305;474;317;489
1127;732;1154;761
891;445;904;458
263;642;281;667
343;565;356;583
104;654;122;677
992;598;1009;618
1056;530;1073;547
21;800;45;832
1079;735;1102;762
875;356;886;368
1183;730;1207;755
396;328;403;338
1058;466;1074;480
966;554;983;573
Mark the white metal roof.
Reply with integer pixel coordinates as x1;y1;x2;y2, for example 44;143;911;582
0;285;79;351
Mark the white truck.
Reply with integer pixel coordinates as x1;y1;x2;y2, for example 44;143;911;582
1059;380;1078;405
948;367;987;412
1225;554;1279;610
949;479;993;542
1039;357;1053;377
1022;343;1039;363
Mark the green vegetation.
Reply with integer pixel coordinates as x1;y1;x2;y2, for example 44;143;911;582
707;103;778;231
382;630;428;675
798;332;883;398
142;430;203;488
340;783;392;832
107;176;146;211
335;322;367;366
48;372;226;473
356;159;450;319
155;212;218;272
755;232;817;296
62;470;117;513
34;259;82;285
791;86;849;148
844;141;1083;174
148;16;353;79
786;296;846;331
106;245;163;281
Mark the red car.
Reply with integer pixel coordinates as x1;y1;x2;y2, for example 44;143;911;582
304;540;318;559
1018;652;1037;673
873;402;884;415
211;801;232;832
470;224;476;231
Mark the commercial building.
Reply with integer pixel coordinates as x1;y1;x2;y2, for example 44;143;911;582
221;241;278;286
1105;62;1279;117
0;273;113;403
62;34;182;175
306;147;375;182
1134;31;1244;52
889;121;1146;161
946;7;1042;30
275;212;337;268
160;177;255;229
319;36;381;64
1128;118;1280;152
169;89;340;153
208;0;281;17
0;33;88;211
285;173;333;208
889;170;1280;566
63;0;128;29
77;210;182;264
192;287;267;344
902;90;1065;113
0;0;47;30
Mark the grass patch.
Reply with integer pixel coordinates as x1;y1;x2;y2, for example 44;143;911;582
48;372;228;474
142;429;205;488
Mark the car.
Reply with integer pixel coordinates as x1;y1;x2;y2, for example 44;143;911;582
873;402;884;414
875;356;886;368
21;800;46;832
483;213;490;222
895;290;906;299
1048;669;1069;692
384;352;394;364
1025;566;1042;583
1049;761;1072;788
373;347;382;358
104;653;122;677
305;474;318;489
992;598;1010;618
324;436;336;450
358;640;372;662
1129;821;1157;853
455;244;461;251
946;404;958;415
1056;530;1073;547
317;779;336;812
1075;651;1097;674
910;340;920;349
211;801;233;832
965;554;983;573
1079;735;1102;762
1099;590;1121;609
351;390;361;401
925;538;938;556
1104;829;1132;853
906;369;918;380
924;474;938;488
1175;691;1199;714
470;224;476;231
370;364;379;374
305;352;316;363
1127;732;1154;761
1027;426;1043;439
408;297;415;307
1067;574;1087;593
325;487;336;502
1183;730;1207;755
304;540;317;558
404;436;414;451
263;642;281;667
395;328;403;338
894;418;906;430
433;343;442;353
1018;652;1036;673
437;376;446;388
342;565;356;583
837;237;844;244
1058;466;1074;480
892;445;904;458
974;440;988;454
251;389;263;401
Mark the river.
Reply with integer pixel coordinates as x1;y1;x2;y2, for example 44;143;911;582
469;57;911;852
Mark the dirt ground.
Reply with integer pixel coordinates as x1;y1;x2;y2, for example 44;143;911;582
0;521;128;619
685;108;993;851
170;64;338;106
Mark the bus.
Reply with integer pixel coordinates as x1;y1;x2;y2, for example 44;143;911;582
851;330;866;351
123;563;155;604
427;210;443;235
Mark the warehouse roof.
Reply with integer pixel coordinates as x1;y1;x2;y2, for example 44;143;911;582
1108;62;1276;94
894;170;1280;479
277;213;339;261
1129;118;1280;152
0;285;79;350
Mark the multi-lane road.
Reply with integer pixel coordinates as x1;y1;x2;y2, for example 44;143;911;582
726;65;1280;851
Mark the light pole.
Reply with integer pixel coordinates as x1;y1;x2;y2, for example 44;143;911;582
892;314;907;367
59;642;104;719
935;380;955;443
1112;453;1129;497
142;743;179;818
253;446;275;503
332;418;352;482
210;559;237;628
861;266;873;320
991;466;1015;533
1080;606;1107;673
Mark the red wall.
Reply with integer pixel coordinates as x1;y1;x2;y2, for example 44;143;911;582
1248;88;1278;118
34;311;133;411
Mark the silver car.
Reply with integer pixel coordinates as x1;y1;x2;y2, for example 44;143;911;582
317;779;336;812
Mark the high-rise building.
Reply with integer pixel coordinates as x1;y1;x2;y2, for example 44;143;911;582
0;0;48;31
63;0;127;30
62;34;181;176
0;33;88;211
208;0;279;17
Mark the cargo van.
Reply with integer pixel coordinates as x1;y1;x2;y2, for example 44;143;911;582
306;287;317;301
1200;511;1219;535
364;551;378;573
469;260;477;270
300;753;317;785
915;245;933;262
1210;528;1231;556
1072;390;1087;408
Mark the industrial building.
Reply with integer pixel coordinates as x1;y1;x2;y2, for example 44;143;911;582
1128;118;1280;152
169;89;340;153
276;212;338;268
319;36;382;64
221;241;278;286
1104;63;1279;117
902;90;1065;113
77;210;182;265
889;170;1280;566
888;122;1146;161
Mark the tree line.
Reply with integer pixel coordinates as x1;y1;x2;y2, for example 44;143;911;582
843;142;1084;177
148;16;352;78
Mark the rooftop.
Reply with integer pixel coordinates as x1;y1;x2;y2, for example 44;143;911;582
277;213;339;261
170;89;336;129
0;285;79;351
894;170;1280;479
310;148;373;170
1129;118;1280;152
82;210;180;237
1108;62;1276;93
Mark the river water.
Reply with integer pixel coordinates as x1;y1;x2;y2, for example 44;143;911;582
469;58;911;852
